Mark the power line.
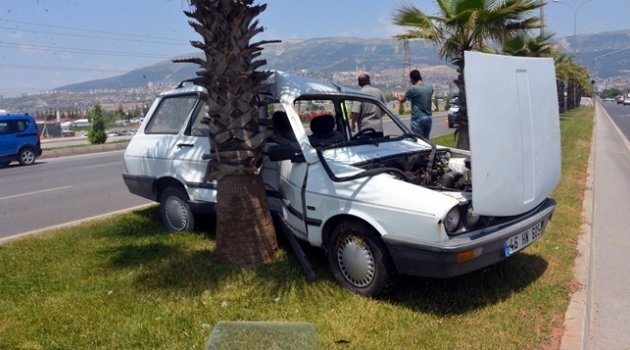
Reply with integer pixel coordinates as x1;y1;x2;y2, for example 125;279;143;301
0;18;186;43
0;40;172;59
0;25;191;47
0;63;127;73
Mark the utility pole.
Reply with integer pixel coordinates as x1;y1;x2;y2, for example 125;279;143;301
552;0;594;57
402;39;411;87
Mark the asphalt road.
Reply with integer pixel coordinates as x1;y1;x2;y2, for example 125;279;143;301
389;111;451;138
600;100;630;138
582;101;630;349
0;150;152;240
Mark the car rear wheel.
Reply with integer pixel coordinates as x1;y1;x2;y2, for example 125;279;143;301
159;187;195;231
18;148;36;165
326;219;399;297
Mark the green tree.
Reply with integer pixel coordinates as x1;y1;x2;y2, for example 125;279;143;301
393;0;543;150
601;88;622;99
176;0;278;266
502;32;554;57
87;103;107;144
502;31;593;112
555;53;591;110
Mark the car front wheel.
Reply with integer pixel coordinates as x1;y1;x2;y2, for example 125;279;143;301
159;187;195;231
326;220;399;297
18;148;37;166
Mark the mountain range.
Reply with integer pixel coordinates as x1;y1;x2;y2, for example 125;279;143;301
54;37;442;92
54;30;630;93
1;30;628;113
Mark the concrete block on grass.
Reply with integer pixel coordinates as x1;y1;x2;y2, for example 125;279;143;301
206;321;319;350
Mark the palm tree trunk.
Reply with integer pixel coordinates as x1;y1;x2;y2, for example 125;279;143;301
216;174;277;266
556;80;565;113
177;0;279;266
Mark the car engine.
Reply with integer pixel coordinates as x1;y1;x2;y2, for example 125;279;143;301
359;149;472;192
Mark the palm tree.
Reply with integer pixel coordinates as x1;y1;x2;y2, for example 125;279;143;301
393;0;543;150
176;0;278;266
502;32;555;57
554;53;591;110
502;33;591;112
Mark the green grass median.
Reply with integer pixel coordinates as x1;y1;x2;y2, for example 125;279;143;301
0;107;594;349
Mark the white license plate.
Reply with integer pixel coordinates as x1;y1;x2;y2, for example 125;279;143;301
504;221;543;256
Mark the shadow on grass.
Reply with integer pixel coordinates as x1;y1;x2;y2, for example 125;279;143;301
101;208;547;315
100;207;218;239
105;242;187;268
386;253;548;316
95;207;166;238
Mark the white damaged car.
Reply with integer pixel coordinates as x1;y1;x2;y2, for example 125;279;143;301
123;52;561;296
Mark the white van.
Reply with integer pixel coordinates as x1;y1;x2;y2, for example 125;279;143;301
123;53;560;296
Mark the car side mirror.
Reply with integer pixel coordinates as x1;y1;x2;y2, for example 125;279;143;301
267;144;305;163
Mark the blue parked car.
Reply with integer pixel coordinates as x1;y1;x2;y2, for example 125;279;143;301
0;113;42;167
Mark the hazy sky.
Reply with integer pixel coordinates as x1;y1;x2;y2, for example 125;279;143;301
0;0;627;97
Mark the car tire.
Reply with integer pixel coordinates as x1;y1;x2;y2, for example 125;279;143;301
448;121;454;128
326;219;399;297
18;148;36;166
0;161;10;168
159;187;195;231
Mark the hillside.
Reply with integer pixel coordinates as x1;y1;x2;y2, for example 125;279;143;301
1;32;628;113
55;37;440;92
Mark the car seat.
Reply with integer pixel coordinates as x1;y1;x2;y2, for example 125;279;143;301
308;114;345;147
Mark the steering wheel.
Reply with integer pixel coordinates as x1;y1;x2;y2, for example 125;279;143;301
351;127;377;140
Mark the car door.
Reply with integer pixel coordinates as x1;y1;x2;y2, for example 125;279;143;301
125;93;214;198
278;160;309;238
171;100;215;202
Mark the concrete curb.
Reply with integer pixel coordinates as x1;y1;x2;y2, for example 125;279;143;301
40;142;129;159
559;103;599;350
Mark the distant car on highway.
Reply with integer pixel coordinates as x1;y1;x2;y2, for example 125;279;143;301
0;113;42;167
61;129;76;137
447;104;459;128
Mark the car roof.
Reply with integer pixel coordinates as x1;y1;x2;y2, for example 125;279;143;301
0;113;34;120
159;70;370;104
266;71;362;102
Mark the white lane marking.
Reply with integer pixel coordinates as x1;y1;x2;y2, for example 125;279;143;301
0;186;73;201
81;161;121;170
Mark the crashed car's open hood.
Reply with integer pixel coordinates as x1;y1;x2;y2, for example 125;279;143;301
465;51;561;216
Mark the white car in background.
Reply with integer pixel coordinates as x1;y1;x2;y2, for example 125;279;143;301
123;52;561;296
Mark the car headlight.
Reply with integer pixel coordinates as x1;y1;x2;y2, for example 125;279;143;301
444;206;461;233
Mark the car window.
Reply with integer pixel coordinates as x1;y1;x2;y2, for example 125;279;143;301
0;121;8;135
189;100;209;137
16;120;29;132
145;95;198;134
294;99;347;147
348;98;406;138
0;120;29;135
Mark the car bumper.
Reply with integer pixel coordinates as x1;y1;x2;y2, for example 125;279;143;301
122;173;217;214
122;173;158;201
382;198;556;278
